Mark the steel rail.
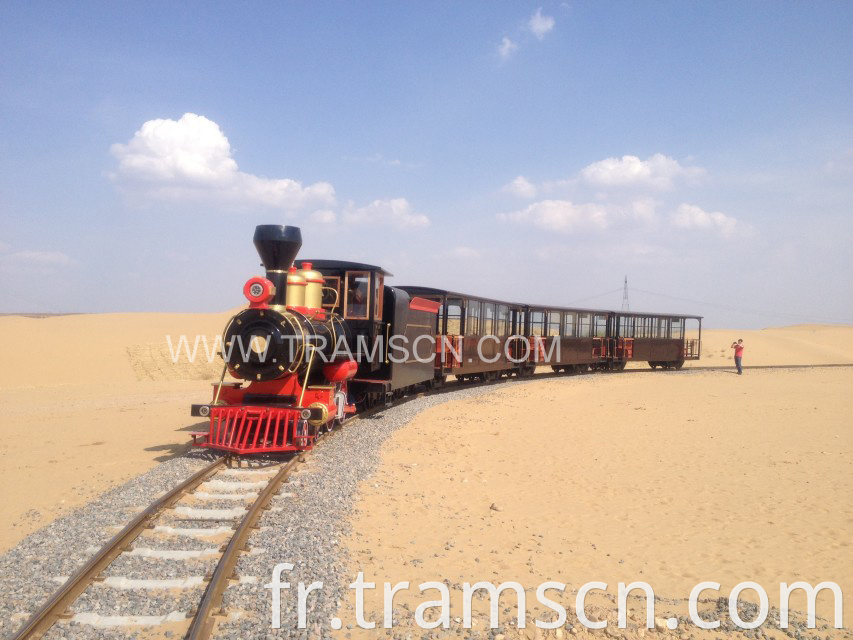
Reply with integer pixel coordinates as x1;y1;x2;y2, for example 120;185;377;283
677;363;853;371
184;456;300;640
525;361;853;377
14;361;850;640
10;456;227;640
386;363;853;400
605;362;853;375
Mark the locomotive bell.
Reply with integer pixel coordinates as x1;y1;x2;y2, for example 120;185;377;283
253;225;302;307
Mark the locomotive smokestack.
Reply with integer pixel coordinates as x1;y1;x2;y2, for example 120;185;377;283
253;225;302;306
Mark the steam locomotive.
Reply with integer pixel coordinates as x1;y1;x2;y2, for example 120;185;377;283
190;225;702;455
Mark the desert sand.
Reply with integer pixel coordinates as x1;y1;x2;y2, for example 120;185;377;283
0;312;234;551
337;333;853;636
0;313;851;640
682;325;853;367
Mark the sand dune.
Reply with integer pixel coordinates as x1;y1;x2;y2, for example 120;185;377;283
0;312;233;389
685;325;853;367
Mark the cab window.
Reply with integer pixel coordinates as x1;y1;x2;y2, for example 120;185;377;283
322;276;340;311
344;271;371;320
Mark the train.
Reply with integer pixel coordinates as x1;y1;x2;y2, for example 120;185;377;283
190;225;702;455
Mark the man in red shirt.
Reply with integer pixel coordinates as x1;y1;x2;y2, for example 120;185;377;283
731;339;745;375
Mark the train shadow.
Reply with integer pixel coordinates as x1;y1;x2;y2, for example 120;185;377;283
144;420;210;462
177;420;210;432
144;441;192;462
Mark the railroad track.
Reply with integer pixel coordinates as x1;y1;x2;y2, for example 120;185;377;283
10;455;302;640
671;362;853;371
11;361;850;640
9;388;422;640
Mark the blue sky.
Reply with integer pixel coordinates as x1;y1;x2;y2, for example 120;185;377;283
1;1;851;327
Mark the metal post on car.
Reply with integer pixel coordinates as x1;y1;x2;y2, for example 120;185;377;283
698;318;702;358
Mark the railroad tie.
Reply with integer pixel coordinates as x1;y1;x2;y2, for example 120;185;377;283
171;506;248;520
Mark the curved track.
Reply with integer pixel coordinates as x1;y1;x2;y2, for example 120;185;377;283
10;407;386;640
10;361;851;640
10;457;227;639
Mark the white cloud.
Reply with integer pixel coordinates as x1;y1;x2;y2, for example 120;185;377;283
309;209;337;224
626;197;659;223
449;246;481;259
0;240;10;253
498;36;518;60
528;8;555;40
580;153;704;190
502;175;538;198
507;153;704;198
499;199;608;233
343;198;429;229
671;203;738;236
110;113;336;212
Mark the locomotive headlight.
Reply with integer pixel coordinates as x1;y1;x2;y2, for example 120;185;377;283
242;276;276;305
249;334;269;355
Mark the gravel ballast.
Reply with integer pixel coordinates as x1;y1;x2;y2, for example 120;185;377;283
0;382;504;640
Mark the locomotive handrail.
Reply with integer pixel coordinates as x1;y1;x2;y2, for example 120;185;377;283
212;363;228;405
297;345;317;407
321;285;339;311
385;322;391;363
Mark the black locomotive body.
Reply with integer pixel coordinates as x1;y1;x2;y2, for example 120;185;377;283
300;260;439;407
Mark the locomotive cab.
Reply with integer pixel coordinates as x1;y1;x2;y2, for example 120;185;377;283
305;261;439;397
301;260;389;377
